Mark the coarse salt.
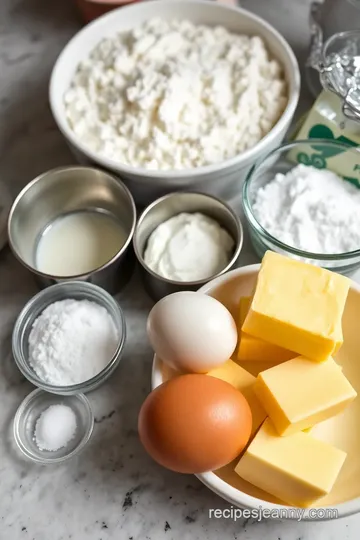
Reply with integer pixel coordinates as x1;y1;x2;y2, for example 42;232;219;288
252;164;360;254
34;404;77;452
28;299;119;386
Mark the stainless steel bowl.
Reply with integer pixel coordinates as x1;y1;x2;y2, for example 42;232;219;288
12;281;126;395
133;192;243;301
8;166;137;294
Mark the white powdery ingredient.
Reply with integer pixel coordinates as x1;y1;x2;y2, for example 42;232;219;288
34;404;77;452
29;299;119;386
144;212;234;281
253;164;360;254
64;18;287;170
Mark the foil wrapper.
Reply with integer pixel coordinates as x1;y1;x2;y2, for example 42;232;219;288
307;1;360;121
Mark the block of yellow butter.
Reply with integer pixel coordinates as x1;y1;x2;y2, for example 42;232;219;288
237;360;282;378
254;356;356;436
238;296;296;363
238;297;252;327
207;359;266;436
242;251;349;361
235;418;346;507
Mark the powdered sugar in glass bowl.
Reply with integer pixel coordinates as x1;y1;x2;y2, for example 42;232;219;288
12;281;126;395
28;298;119;386
242;139;360;275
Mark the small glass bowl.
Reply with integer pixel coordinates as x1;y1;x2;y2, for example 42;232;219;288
12;281;126;395
243;139;360;275
13;388;94;464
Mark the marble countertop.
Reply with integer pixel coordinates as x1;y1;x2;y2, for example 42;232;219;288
1;0;360;538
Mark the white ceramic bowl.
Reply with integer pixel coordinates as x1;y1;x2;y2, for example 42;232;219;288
152;265;360;520
49;0;300;206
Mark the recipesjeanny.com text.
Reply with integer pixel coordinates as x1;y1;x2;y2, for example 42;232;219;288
209;506;338;522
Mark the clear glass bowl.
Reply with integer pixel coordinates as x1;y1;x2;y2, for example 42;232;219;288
13;388;94;464
242;139;360;275
12;281;126;395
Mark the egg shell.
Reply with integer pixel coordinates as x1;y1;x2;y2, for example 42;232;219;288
138;374;252;473
147;291;238;373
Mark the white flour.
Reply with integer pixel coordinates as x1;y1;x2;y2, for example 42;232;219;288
29;299;119;385
252;164;360;254
64;18;286;170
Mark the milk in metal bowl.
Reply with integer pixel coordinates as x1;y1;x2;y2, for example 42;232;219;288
36;210;127;277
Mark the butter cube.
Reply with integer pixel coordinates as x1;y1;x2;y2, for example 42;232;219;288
207;360;266;436
235;418;347;507
238;296;252;327
238;297;296;363
238;334;296;363
243;252;349;361
254;356;356;435
237;360;282;378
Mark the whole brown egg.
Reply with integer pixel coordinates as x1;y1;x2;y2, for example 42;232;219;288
138;374;252;474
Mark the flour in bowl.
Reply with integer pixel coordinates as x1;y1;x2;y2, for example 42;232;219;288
64;18;287;170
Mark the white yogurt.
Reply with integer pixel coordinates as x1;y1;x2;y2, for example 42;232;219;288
144;212;234;282
36;211;127;277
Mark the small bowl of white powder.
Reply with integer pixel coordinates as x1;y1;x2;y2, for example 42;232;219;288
133;192;243;300
243;139;360;274
13;388;94;464
12;281;126;394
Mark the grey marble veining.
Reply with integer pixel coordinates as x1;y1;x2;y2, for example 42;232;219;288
1;0;360;539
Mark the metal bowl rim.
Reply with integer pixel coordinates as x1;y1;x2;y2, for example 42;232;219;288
7;165;137;280
133;191;244;286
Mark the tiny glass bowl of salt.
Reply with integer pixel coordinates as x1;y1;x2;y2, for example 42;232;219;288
12;281;126;395
243;139;360;275
13;388;94;464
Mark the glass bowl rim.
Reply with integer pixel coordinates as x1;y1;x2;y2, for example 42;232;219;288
12;280;126;395
13;388;94;464
322;29;360;65
242;138;360;261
